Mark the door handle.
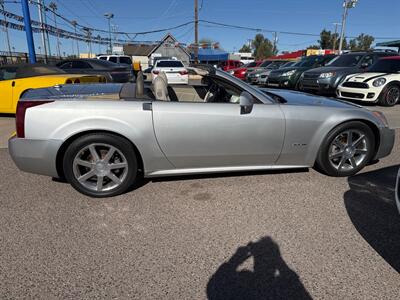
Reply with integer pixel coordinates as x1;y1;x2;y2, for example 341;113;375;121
11;81;15;87
142;103;152;111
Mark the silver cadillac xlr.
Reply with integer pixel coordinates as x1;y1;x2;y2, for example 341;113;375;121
9;66;395;197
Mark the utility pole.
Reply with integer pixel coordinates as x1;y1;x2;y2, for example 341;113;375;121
37;0;48;62
83;28;92;58
104;13;114;54
49;2;61;57
194;0;199;63
338;0;358;53
0;0;13;57
21;0;36;63
272;32;278;55
332;22;341;51
71;20;79;57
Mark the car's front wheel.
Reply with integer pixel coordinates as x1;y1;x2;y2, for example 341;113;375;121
379;83;400;107
63;133;138;197
316;122;375;177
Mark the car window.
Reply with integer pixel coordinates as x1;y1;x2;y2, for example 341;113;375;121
58;62;73;69
246;62;257;68
359;55;374;67
0;67;17;81
119;57;132;64
327;54;363;67
156;61;184;68
109;57;118;63
71;61;92;69
98;57;107;60
368;59;400;73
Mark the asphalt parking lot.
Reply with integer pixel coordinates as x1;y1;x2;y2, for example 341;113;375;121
1;106;400;299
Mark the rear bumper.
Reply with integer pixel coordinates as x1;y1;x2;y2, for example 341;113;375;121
374;127;395;160
8;137;63;178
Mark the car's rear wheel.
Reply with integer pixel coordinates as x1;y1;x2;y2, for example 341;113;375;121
63;134;137;197
379;83;400;107
316;122;375;177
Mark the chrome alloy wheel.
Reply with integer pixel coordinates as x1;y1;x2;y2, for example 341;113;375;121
72;143;129;192
328;130;368;171
386;86;400;105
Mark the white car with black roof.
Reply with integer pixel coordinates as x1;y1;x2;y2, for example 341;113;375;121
337;56;400;106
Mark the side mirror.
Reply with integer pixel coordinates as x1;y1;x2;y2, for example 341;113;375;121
240;91;254;115
361;63;370;69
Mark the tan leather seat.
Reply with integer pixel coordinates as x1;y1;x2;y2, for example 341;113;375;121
153;72;169;101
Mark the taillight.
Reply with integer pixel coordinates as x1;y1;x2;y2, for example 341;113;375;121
153;70;159;75
16;101;54;138
74;79;80;84
65;79;73;84
179;70;188;75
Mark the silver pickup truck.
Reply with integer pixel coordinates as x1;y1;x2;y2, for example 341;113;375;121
9;67;395;197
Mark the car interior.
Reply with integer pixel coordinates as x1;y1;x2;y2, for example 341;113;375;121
134;69;244;104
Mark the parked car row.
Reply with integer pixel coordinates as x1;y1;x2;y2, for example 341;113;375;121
229;50;400;107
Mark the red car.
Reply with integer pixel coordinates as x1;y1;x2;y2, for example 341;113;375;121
230;61;263;80
218;60;243;71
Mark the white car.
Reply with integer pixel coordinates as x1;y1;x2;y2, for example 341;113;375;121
337;56;400;106
97;55;133;66
152;60;189;85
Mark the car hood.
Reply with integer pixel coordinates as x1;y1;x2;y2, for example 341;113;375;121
306;66;357;74
345;72;391;82
261;88;364;109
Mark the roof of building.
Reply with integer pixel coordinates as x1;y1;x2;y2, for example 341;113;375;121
123;33;189;57
376;40;400;48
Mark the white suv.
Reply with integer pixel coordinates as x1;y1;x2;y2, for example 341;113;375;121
98;55;132;66
152;60;188;84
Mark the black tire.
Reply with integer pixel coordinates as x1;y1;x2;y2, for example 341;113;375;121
63;133;138;198
316;121;375;177
378;83;400;107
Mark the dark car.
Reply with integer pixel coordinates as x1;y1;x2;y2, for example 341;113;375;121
244;60;274;81
246;60;292;84
266;55;336;89
56;59;133;83
298;51;395;95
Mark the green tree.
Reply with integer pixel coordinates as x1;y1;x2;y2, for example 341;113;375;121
348;34;375;51
318;29;339;49
252;34;275;59
239;44;252;53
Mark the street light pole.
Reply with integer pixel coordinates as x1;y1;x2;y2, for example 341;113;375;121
104;13;114;54
338;0;358;53
194;0;199;63
49;2;61;57
71;20;80;57
37;0;48;62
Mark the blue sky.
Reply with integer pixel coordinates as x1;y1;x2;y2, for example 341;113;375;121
1;0;400;55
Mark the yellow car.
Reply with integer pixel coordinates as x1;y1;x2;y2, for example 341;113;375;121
0;63;106;113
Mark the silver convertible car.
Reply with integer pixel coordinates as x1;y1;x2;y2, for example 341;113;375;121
9;66;395;197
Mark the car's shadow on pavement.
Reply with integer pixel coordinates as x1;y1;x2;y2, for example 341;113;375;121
344;165;400;273
206;236;312;300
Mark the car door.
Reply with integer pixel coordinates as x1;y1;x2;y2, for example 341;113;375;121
0;67;17;112
151;81;285;169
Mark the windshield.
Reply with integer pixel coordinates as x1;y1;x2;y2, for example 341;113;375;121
245;62;258;68
156;61;184;68
259;61;272;68
327;54;363;67
368;59;400;73
120;57;132;64
296;56;320;67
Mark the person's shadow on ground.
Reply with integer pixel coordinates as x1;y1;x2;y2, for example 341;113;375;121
207;236;312;300
344;165;400;273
